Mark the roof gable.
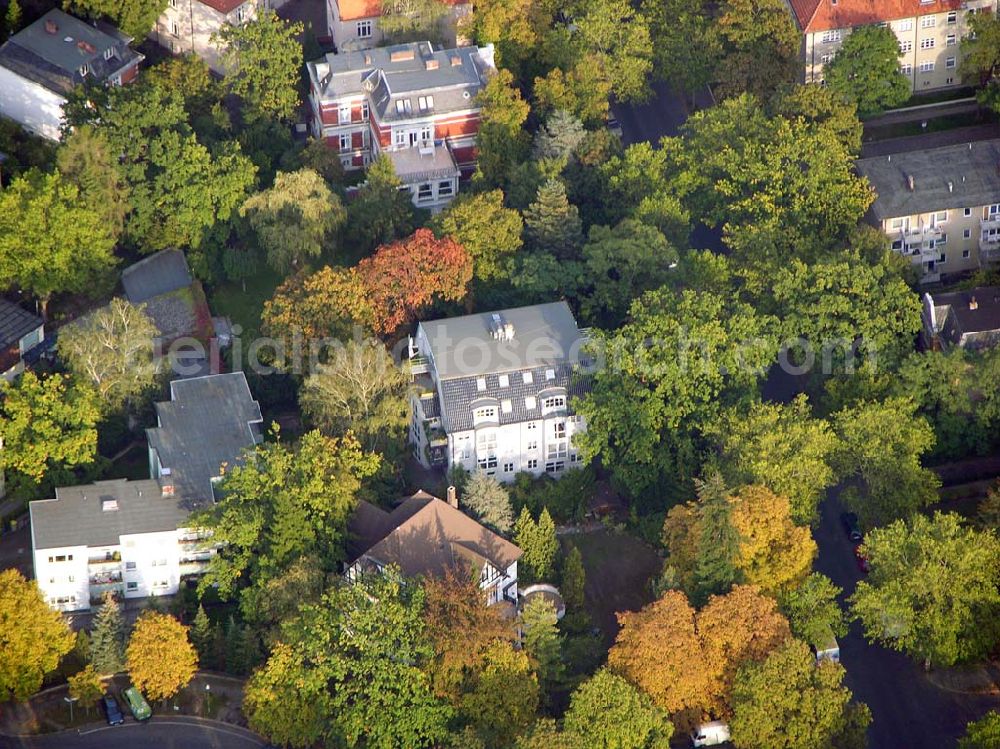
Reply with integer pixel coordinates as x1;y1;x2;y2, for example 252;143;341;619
789;0;963;33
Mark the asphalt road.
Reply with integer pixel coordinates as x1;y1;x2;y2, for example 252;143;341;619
611;79;694;146
6;718;266;749
814;491;1000;748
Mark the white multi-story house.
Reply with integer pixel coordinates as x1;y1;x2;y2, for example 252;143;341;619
306;40;495;210
346;488;522;605
0;9;143;140
326;0;470;52
408;301;591;480
30;373;262;612
856;138;1000;284
786;0;998;92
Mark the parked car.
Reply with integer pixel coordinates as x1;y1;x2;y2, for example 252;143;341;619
102;693;125;726
855;546;870;574
606;116;623;139
123;686;152;721
841;512;863;543
811;624;841;664
691;721;731;747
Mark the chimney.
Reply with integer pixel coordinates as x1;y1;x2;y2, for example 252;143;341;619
948;180;954;193
390;49;415;62
160;467;175;497
425;59;439;70
364;53;371;65
44;19;58;34
450;55;461;66
907;174;915;192
447;485;458;509
970;296;979;311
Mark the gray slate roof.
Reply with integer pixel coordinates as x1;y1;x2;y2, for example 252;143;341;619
856;139;1000;221
309;42;493;121
30;479;190;550
146;373;263;504
122;250;193;304
0;299;42;349
929;287;1000;346
0;9;141;95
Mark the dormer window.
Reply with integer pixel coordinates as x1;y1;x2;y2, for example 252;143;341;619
395;99;412;115
103;47;114;61
522;371;533;384
418;95;434;111
79;64;89;77
473;406;497;423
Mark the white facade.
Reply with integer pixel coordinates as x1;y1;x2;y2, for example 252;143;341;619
0;66;65;140
325;0;470;52
152;0;260;73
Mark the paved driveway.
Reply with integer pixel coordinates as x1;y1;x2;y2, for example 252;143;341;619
9;717;266;749
814;490;1000;748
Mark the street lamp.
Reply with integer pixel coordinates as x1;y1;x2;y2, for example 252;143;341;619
205;683;211;717
64;695;78;723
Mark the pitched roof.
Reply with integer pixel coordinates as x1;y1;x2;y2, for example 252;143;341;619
336;0;465;22
30;479;190;550
122;250;193;304
0;299;42;350
146;373;263;504
928;287;1000;345
788;0;963;33
197;0;247;13
856;139;1000;221
347;492;522;578
0;9;141;94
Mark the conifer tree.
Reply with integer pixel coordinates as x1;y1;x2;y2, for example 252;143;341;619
521;597;563;695
692;474;741;605
4;0;21;39
523;179;583;259
90;592;126;674
190;605;213;664
561;545;586;612
515;507;560;582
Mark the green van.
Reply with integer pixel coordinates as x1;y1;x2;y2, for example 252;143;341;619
122;686;152;721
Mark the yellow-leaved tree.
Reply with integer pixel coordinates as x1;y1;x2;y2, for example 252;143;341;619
0;569;74;701
125;611;197;701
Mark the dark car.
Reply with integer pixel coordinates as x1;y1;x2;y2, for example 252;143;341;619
102;693;125;726
841;512;863;543
855;546;870;574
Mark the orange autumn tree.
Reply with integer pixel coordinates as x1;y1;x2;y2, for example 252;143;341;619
608;585;791;728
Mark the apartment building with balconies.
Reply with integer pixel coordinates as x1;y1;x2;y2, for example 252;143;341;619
856;138;1000;284
30;373;262;612
408;301;591;481
787;0;998;92
306;40;495;210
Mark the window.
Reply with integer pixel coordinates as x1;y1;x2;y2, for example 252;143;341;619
416;183;433;202
68;576;75;583
821;30;841;43
946;56;956;69
154;580;169;589
901;63;913;75
235;4;245;21
339;106;351;124
170;21;179;36
522;371;533;384
919;61;935;72
965;208;973;217
899;40;913;53
545;461;565;473
476;376;486;391
547;441;568;458
919;38;935;49
501;399;512;414
939;253;947;264
125;561;136;570
542;396;565;410
964;228;972;239
357;19;372;37
526;421;538;431
947;11;957;24
570;452;581;463
820;54;832;65
934;210;948;224
339;133;351;151
503;462;514;473
438;181;454;197
890;217;906;230
477;430;497;451
989;204;1000;216
527;440;538;451
891;239;903;251
394;129;407;147
361;101;369;120
897;19;913;31
498;374;509;388
394;99;412;115
474;407;497;421
103;47;114;60
126;582;138;591
554;421;566;439
946;33;957;46
545;368;555;381
920;15;935;28
963;249;971;258
527;458;538;470
936;233;947;247
418;95;434;111
525;396;537;410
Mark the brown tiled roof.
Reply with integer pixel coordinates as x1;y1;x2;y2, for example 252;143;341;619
198;0;247;14
336;0;465;21
347;491;522;577
788;0;963;33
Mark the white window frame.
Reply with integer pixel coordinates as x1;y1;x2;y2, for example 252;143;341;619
901;63;913;76
919;38;935;49
919;61;935;72
947;11;957;24
897;19;913;31
920;15;936;28
946;56;956;69
899;40;913;53
339;133;351;151
820;30;842;43
357;19;372;38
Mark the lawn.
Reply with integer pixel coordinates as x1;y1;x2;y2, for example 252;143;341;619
562;529;662;646
207;268;284;345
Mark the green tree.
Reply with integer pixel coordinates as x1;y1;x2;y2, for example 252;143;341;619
770;84;863;156
515;507;559;582
4;0;22;37
561;545;586;612
57;298;159;414
533;58;613;126
68;665;104;714
713;396;840;524
850;512;1000;669
244;642;330;748
126;612;198;701
300;340;409;453
379;0;449;43
431;189;523;283
90;592;126;674
563;668;673;748
473;69;531;188
960;712;1000;749
0;371;99;486
533;109;587;166
832;398;940;526
64;0;166;42
189;604;213;664
523;178;583;259
461;641;540;747
345;155;416;256
240;168;347;273
521;596;563;692
730;639;870;749
643;0;717;103
298;137;346;185
573;0;653;102
0;169;116;318
198;430;379;602
691;474;741;605
0;570;74;702
579;219;678;327
714;0;801;100
222;246;260;291
216;10;304;122
961;11;1000;86
462;472;515;534
779;573;847;645
825;25;909;116
56;125;129;240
